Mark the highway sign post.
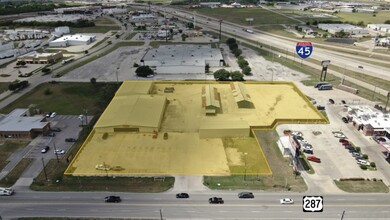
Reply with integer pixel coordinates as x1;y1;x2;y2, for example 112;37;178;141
296;42;313;59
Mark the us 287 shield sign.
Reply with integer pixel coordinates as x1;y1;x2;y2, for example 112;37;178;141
296;42;313;59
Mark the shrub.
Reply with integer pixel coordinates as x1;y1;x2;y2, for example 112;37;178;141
135;66;154;77
355;147;361;153
233;48;242;57
242;66;252;75
360;165;368;170
363;154;368;159
133;63;139;67
44;88;52;95
370;162;376;168
102;133;108;140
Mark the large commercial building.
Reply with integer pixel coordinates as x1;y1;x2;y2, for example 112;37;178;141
141;44;224;74
17;51;63;64
318;23;369;35
0;109;50;139
49;34;96;47
346;105;390;136
367;24;390;33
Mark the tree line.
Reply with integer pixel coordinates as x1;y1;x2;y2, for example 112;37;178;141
0;19;95;28
0;2;67;16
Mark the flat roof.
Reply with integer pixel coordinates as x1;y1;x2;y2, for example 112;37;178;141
19;51;60;58
142;44;223;67
115;81;153;96
348;105;390;129
95;94;166;129
51;34;95;43
0;109;47;132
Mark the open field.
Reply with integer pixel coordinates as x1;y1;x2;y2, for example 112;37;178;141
204;130;307;192
0;140;29;171
95;17;117;25
0;158;33;187
66;81;325;176
0;82;118;115
70;26;120;34
255;25;296;38
196;8;298;25
334;179;389;193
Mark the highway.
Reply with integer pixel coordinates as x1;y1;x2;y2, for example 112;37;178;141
1;191;390;219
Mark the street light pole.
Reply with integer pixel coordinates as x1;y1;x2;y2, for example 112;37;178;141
41;157;48;181
219;19;223;42
53;142;59;163
244;152;248;181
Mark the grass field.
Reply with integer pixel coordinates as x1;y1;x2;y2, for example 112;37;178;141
334;179;389;193
0;140;29;171
197;8;298;25
94;17;117;25
0;158;33;187
70;26;120;34
336;11;390;24
204;130;307;192
0;82;116;115
255;25;296;38
0;82;10;93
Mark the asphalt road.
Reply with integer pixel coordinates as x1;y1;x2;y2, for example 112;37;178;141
1;191;390;219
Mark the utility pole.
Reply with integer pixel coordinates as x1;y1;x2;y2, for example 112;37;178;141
385;92;390;111
159;209;163;220
84;109;88;125
41;157;48;181
341;210;345;220
53;142;59;163
244;152;248;181
219;20;223;42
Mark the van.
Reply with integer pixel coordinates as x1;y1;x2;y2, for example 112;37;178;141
318;84;333;90
314;82;329;88
0;187;14;196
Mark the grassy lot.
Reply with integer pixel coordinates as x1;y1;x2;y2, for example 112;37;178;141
0;82;117;115
94;17;117;25
255;25;296;38
126;32;138;40
70;26;120;34
55;41;144;77
204;130;307;192
90;37;110;50
335;179;389;193
336;11;390;24
0;140;29;171
0;158;33;187
196;8;298;25
0;82;10;93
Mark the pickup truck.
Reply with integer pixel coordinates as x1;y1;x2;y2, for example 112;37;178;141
0;187;14;196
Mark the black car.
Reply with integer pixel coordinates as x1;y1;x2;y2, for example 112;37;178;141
50;127;61;132
65;138;77;142
328;99;335;104
45;132;55;137
303;148;313;154
209;197;224;204
41;146;50;153
342;117;348;123
341;100;346;104
238;192;254;199
176;193;189;198
104;196;121;203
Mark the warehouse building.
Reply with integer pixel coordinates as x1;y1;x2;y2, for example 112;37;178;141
49;34;96;47
141;44;224;74
17;51;63;64
0;109;50;139
202;85;221;115
318;23;369;35
367;24;390;33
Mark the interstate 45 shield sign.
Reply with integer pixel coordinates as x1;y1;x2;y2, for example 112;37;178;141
296;42;313;59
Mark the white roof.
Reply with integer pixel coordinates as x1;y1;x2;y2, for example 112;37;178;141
51;34;94;43
0;109;48;132
348;105;390;129
19;51;60;58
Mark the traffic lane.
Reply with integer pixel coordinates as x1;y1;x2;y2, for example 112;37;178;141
3;192;390;206
1;201;389;219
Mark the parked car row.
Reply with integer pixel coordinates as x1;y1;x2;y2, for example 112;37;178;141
339;139;371;167
292;131;313;154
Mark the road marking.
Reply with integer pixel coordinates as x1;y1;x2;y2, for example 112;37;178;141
153;198;162;200
337;199;345;201
187;211;195;213
218;210;227;213
251;211;261;213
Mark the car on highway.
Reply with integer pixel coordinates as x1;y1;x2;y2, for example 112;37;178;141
104;196;121;203
358;65;364;69
41;146;50;153
280;198;294;204
209;197;224;204
238;192;254;199
176;193;189;198
307;156;321;163
54;149;65;155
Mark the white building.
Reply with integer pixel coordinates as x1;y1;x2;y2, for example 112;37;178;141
0;41;15;59
55;26;70;35
367;24;390;33
318;23;369;35
103;8;127;14
131;14;155;21
49;34;96;47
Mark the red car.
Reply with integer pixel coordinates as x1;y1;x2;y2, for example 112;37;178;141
339;139;349;144
307;156;321;163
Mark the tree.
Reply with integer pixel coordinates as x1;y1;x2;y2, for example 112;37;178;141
135;66;154;77
231;71;244;81
42;68;51;74
237;57;249;69
226;38;236;46
352;8;357;13
357;21;365;27
228;42;238;51
233;48;242;57
213;69;230;81
85;50;89;54
205;63;210;73
90;77;97;86
186;22;194;29
385;20;390;24
181;33;187;41
115;34;120;39
242;66;252;75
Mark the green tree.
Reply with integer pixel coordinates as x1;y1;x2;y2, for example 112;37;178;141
237;57;249;69
226;38;236;46
242;66;252;75
42;68;51;74
181;33;187;41
231;71;244;81
228;42;238;51
213;69;230;81
233;48;242;57
385;20;390;24
90;77;97;86
135;66;154;77
115;34;120;39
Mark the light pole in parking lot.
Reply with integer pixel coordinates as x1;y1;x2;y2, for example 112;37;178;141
53;142;59;163
41;157;48;181
244;152;248;181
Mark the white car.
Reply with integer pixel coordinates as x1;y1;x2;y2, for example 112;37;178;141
280;198;294;204
356;159;370;166
54;149;65;155
50;112;57;118
333;133;346;138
